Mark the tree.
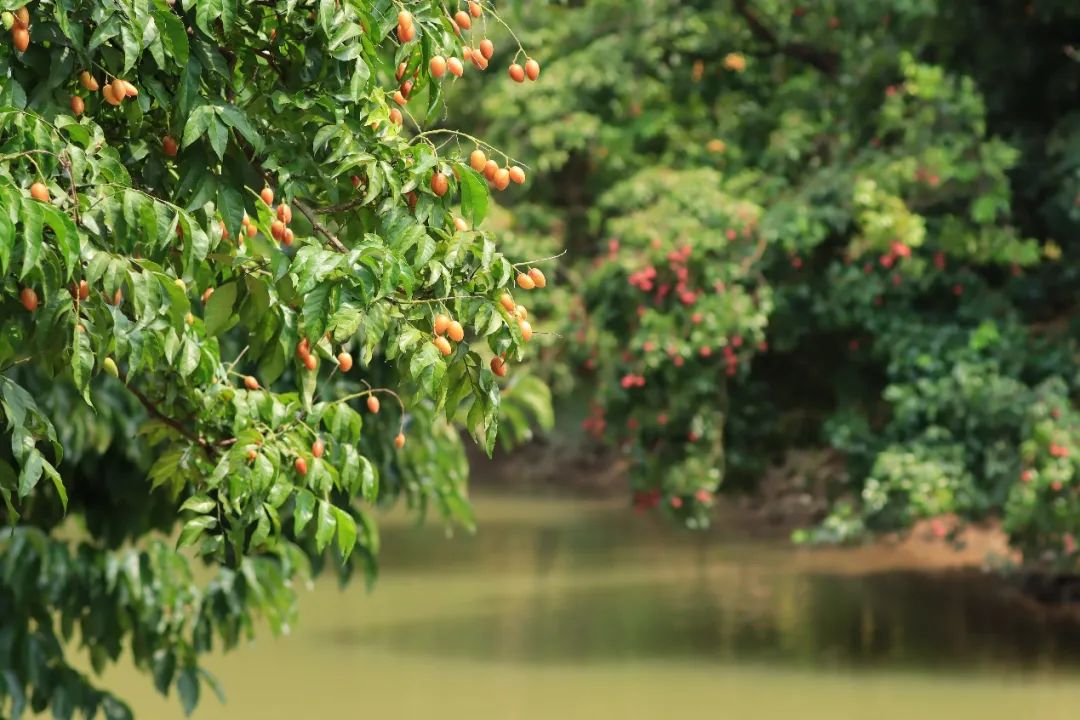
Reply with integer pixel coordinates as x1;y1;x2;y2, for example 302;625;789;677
0;1;550;716
461;0;1080;563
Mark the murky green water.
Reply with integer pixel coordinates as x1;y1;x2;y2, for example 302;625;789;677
99;494;1080;719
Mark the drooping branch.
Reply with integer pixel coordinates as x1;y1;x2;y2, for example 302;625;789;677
292;198;350;253
733;0;839;76
123;379;217;457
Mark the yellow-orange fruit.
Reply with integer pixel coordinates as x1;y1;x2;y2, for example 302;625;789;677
283;228;295;246
397;21;415;43
454;216;468;232
337;351;353;372
471;53;488;71
434;314;451;335
303;353;317;371
294;457;308;475
434;336;452;356
246;224;257;238
431;172;449;196
491;356;507;377
499;293;516;312
528;267;547;288
515;305;527;320
12;28;29;53
271;220;285;241
122;81;138;97
260;187;274;205
29;182;49;202
276;203;292;224
20;287;38;312
102;84;122;106
367;395;380;413
470;2;483;18
392;90;407;106
394;432;406;449
519;319;533;342
162;135;178;157
78;280;90;301
469;149;487;172
447;320;464;343
69;95;84;116
396;62;408;82
508;63;525;82
525;58;540;81
14;7;29;28
430;55;447;78
494;168;510;190
516;272;535;290
389;108;403;126
454;10;471;29
448;57;464;77
479;39;494;60
312;438;325;458
483;159;498;181
202;287;215;304
243;375;259;390
79;71;99;92
110;78;126;102
509;166;526;184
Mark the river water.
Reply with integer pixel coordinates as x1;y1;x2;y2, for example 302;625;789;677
99;494;1080;719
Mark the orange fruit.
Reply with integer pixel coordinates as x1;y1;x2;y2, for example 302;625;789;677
303;353;317;371
508;63;525;82
499;293;516;312
78;280;90;301
392;90;406;106
394;432;406;449
430;55;447;78
470;1;483;18
491;356;507;377
431;172;449;196
312;438;325;458
528;267;547;288
509;166;526;184
447;320;464;342
483;159;498;181
122;81;138;98
202;287;215;304
434;314;451;335
12;28;29;53
294;457;308;476
13;7;29;29
243;375;259;390
434;336;452;356
260;187;274;205
162;135;178;157
494;168;510;190
389;108;403;126
469;149;487;172
367;395;380;413
448;57;464;77
103;83;122;106
454;10;471;29
246;224;257;238
69;95;84;116
525;58;540;81
396;62;408;82
19;287;38;312
79;71;99;92
296;337;311;359
337;351;353;372
479;39;494;60
29;182;49;202
519;319;533;342
516;272;535;290
276;203;292;224
454;216;469;232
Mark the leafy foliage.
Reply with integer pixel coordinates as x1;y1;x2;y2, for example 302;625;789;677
461;0;1080;557
0;0;552;716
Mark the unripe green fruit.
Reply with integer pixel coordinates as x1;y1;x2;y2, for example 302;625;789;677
103;357;119;377
1;12;14;30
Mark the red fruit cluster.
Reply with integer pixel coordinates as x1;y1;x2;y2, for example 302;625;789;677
620;374;646;389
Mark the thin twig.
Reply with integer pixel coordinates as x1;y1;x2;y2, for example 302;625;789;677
292;199;349;253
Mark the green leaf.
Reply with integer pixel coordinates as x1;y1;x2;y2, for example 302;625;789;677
154;5;190;66
177;515;216;549
179;494;215;514
182;105;215;148
293;489;315;535
177;666;200;716
41;205;80;280
333;507;357;561
458;166;489;227
204;281;238;336
315;499;337;552
18;197;43;280
71;327;95;405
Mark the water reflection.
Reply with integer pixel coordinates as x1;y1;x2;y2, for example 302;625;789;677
335;497;1080;674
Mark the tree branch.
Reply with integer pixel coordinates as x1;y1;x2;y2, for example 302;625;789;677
123;378;217;458
733;0;839;76
292;198;349;253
